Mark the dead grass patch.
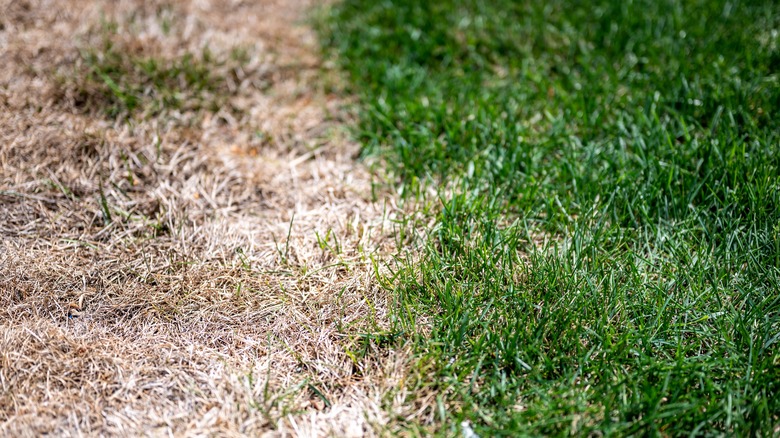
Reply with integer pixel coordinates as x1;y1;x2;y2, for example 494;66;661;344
1;0;413;435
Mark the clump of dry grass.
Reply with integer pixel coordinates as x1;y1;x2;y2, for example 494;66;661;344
0;0;410;435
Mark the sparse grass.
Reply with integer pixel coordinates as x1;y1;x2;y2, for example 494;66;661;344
64;19;245;120
321;0;780;435
82;41;218;117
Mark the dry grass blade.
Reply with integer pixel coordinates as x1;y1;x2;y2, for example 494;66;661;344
0;0;409;435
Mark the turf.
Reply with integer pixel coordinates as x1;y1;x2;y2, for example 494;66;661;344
1;0;397;434
319;0;780;435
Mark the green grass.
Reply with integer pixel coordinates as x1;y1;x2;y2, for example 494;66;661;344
319;0;780;435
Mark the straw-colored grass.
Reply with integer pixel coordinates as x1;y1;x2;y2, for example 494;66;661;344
0;0;408;435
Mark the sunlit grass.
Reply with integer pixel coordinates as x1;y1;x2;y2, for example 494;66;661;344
320;0;780;435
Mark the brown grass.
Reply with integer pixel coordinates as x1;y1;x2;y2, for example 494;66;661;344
0;0;411;435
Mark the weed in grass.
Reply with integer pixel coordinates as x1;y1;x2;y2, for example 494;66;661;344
321;0;780;435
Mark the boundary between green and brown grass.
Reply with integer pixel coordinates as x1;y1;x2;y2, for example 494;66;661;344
318;0;780;435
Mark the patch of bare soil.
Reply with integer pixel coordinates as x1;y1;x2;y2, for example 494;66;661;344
0;1;409;435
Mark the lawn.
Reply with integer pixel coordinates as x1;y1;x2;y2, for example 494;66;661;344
2;0;777;435
320;0;780;435
1;1;393;434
